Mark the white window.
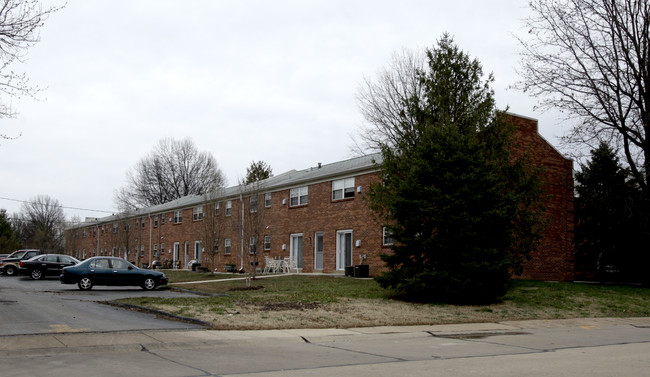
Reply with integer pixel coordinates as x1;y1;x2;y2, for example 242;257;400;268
153;244;158;257
250;195;258;213
141;217;145;229
215;202;220;215
153;215;158;227
264;235;271;250
265;193;272;207
249;237;256;254
226;200;232;216
112;223;118;233
383;227;394;246
224;239;231;255
333;177;355;200
290;186;308;206
193;206;204;221
174;210;183;224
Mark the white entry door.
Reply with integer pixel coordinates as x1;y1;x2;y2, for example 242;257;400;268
314;232;324;270
194;241;202;262
184;241;190;267
173;242;180;265
290;233;303;269
336;230;353;270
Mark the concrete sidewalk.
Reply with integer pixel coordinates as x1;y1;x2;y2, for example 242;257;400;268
2;317;649;357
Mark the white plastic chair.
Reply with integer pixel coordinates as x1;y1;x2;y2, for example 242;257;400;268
263;256;274;273
283;257;298;273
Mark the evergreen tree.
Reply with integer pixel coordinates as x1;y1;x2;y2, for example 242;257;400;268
366;35;543;304
575;142;645;283
0;209;21;252
245;160;273;184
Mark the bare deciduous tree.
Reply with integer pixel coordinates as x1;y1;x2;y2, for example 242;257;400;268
516;0;649;198
18;195;65;251
114;138;226;210
352;48;426;154
0;0;62;138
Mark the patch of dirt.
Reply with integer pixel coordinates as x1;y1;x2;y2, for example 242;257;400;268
151;297;549;331
228;286;264;291
256;301;322;311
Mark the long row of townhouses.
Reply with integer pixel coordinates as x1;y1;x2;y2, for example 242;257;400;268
65;113;575;281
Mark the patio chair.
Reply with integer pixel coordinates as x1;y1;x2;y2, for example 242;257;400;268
263;256;274;273
283;257;298;273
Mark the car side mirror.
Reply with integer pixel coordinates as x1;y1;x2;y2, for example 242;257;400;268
128;266;134;270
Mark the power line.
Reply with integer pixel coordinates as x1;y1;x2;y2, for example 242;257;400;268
0;196;115;214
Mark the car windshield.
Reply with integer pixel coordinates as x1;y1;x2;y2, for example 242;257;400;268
9;251;27;259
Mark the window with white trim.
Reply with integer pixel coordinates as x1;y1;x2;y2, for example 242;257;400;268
383;227;394;246
215;202;220;215
193;206;204;221
174;210;182;224
290;186;308;206
333;177;355;200
153;215;158;227
265;193;271;207
249;236;256;254
225;200;232;216
264;235;271;251
250;195;258;213
224;239;231;255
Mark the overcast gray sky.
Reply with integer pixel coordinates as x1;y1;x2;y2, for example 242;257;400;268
0;0;567;221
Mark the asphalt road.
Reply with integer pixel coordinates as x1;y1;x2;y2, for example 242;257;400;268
2;274;650;376
0;273;205;335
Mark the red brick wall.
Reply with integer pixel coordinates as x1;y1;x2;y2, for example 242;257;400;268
508;114;575;281
67;114;575;281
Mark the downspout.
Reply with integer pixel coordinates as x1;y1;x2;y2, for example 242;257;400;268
240;194;244;270
96;224;100;257
148;213;152;268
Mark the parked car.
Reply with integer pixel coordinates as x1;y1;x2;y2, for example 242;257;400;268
60;256;169;290
18;254;80;280
0;249;42;276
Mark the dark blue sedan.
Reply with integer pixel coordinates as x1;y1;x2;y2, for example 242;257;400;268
60;257;168;290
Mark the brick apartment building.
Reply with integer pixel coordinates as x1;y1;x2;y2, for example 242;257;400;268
65;113;575;281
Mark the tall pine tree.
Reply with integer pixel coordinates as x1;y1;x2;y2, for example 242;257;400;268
574;142;646;283
366;35;543;304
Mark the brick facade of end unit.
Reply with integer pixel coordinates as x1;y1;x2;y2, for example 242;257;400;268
65;113;575;281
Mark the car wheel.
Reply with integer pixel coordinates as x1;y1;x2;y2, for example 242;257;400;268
78;277;93;290
142;277;156;290
30;269;43;280
4;265;17;276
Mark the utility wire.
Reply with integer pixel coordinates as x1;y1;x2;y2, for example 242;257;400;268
0;196;115;214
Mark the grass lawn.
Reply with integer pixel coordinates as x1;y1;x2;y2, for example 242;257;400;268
116;272;650;330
